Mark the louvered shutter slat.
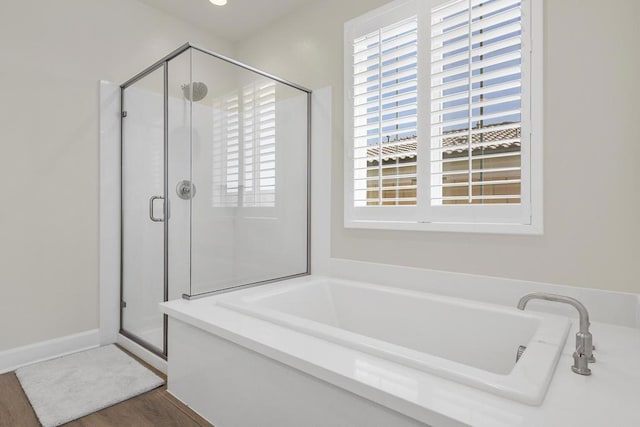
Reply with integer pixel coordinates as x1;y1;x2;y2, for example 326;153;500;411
353;16;419;207
430;0;523;206
241;81;277;207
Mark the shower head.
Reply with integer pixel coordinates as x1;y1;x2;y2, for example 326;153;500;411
181;82;208;102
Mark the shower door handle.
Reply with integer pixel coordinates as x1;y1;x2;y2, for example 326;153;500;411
149;196;165;222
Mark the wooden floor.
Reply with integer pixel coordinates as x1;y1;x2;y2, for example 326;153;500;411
0;347;213;427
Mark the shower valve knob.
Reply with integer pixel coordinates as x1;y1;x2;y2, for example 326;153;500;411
176;180;196;200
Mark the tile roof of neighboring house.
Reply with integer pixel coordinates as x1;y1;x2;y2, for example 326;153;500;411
366;124;521;161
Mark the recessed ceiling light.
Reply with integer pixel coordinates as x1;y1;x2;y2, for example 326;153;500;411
209;0;227;5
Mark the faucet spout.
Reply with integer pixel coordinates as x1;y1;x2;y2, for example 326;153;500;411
518;293;590;333
517;292;595;376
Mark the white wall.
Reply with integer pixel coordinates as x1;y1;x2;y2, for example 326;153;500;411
2;0;639;355
235;0;640;294
0;0;232;351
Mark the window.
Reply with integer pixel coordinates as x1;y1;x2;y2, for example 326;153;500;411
212;91;240;207
344;0;542;233
212;80;277;209
352;16;419;208
241;82;277;208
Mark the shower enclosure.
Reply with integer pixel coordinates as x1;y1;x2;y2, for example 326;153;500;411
119;43;311;358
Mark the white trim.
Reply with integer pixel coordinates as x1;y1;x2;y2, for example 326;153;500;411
0;330;100;374
117;333;167;374
346;218;542;234
528;0;544;235
310;88;333;275
99;80;121;346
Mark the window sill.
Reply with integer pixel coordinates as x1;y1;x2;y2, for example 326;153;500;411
344;219;543;235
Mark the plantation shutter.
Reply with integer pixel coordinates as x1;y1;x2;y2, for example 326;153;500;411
430;0;523;206
242;81;277;208
352;15;419;208
212;81;277;209
212;93;240;207
345;0;536;229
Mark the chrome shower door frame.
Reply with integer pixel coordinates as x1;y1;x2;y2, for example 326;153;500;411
119;60;170;359
119;43;312;360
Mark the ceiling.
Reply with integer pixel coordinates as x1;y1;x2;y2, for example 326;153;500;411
137;0;318;42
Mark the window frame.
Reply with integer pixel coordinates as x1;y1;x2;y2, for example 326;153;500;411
344;0;543;235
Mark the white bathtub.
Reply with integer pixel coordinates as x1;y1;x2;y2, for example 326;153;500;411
217;277;570;405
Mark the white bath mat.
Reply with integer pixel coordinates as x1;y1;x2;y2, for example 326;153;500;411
15;344;164;427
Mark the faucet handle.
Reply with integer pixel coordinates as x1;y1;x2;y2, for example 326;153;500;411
572;352;592;376
576;332;596;363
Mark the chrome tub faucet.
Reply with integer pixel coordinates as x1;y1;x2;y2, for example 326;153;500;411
517;293;595;376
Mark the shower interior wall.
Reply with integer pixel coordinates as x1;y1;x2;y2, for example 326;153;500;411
121;48;309;348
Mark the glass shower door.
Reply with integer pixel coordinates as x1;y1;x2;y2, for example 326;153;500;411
121;65;166;355
117;44;309;354
186;49;309;298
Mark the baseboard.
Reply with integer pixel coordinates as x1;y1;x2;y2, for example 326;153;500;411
0;329;100;374
117;333;167;374
166;390;213;425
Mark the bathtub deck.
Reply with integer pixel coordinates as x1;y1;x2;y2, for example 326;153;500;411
0;347;213;427
161;275;640;427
